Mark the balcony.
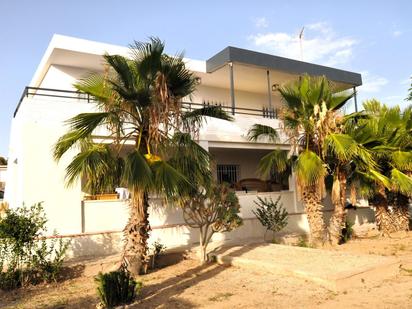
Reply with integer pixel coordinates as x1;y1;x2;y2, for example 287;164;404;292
15;86;280;119
14;86;288;146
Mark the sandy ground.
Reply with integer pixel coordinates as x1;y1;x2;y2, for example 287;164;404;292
1;233;412;309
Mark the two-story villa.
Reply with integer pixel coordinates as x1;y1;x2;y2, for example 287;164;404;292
4;35;373;257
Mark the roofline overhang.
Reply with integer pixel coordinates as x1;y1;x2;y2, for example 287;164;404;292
206;46;362;86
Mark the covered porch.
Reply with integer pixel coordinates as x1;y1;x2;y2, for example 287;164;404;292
209;147;291;193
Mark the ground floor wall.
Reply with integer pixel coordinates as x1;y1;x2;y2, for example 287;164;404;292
63;191;375;259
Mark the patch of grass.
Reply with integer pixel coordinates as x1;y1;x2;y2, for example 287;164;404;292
296;236;310;248
400;265;412;275
208;292;234;302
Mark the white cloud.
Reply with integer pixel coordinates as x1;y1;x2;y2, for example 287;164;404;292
253;17;268;29
248;22;357;67
358;71;388;93
393;30;402;37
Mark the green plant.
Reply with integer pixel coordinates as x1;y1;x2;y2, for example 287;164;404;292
340;220;354;244
150;240;166;269
252;196;288;241
297;236;309;248
31;235;70;282
95;269;142;308
183;183;243;263
0;203;69;290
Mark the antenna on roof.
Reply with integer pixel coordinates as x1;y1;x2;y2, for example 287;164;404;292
299;26;304;61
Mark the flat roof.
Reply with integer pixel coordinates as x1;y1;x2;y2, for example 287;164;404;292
206;46;362;86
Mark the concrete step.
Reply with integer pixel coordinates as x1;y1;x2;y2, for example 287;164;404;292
211;243;400;292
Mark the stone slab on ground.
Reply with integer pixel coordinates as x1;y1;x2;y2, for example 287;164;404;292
211;243;400;292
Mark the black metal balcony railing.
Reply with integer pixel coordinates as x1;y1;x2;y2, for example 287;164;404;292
14;86;279;119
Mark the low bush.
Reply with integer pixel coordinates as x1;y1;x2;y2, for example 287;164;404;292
340;220;354;244
95;269;142;308
253;196;288;241
150;240;166;269
0;202;69;290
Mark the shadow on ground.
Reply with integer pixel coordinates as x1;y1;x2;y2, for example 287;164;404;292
132;245;256;308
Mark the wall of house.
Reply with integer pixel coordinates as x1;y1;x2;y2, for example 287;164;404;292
63;191;375;259
5;62;106;232
39;64;94;90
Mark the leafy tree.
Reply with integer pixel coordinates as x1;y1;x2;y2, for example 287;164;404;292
182;183;243;263
54;38;231;274
252;196;288;241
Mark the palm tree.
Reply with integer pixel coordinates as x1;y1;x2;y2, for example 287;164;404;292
324;114;379;244
354;100;412;234
54;38;231;274
249;75;354;245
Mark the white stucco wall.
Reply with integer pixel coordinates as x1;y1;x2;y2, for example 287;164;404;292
68;191;375;259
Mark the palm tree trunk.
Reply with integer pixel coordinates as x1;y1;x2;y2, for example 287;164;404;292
121;190;151;275
329;171;347;245
372;189;395;236
393;193;410;232
302;185;326;246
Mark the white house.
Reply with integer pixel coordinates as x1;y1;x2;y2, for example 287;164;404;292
5;35;373;258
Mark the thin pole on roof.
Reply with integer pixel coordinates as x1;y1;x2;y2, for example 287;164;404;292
299;27;305;61
229;62;236;115
353;86;358;112
266;70;272;109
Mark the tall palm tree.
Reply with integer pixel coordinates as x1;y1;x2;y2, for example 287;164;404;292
354;100;412;234
249;75;353;245
54;38;231;274
324;114;379;244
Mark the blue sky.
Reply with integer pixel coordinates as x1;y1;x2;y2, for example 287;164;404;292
0;0;411;156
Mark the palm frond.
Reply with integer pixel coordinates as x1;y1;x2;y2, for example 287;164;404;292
294;150;327;187
166;132;212;190
151;160;192;197
247;124;279;142
182;106;233;131
258;149;289;177
325;133;358;161
65;144;116;189
391;168;412;196
391;151;412;171
123;149;153;190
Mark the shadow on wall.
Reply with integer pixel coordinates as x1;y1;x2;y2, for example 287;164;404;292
67;232;123;259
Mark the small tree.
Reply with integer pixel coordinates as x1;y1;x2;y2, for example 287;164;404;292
183;184;243;263
0;203;69;289
253;196;288;241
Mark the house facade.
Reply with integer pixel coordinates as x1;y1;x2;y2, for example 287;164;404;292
5;35;373;258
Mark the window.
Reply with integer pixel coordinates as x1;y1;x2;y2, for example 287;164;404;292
217;164;239;185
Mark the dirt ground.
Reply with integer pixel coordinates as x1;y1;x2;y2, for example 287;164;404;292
2;233;412;309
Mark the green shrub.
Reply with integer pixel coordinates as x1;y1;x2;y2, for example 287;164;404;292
0;203;69;290
95;269;142;308
182;183;243;263
150;240;166;269
253;196;288;241
296;235;310;248
340;220;354;244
